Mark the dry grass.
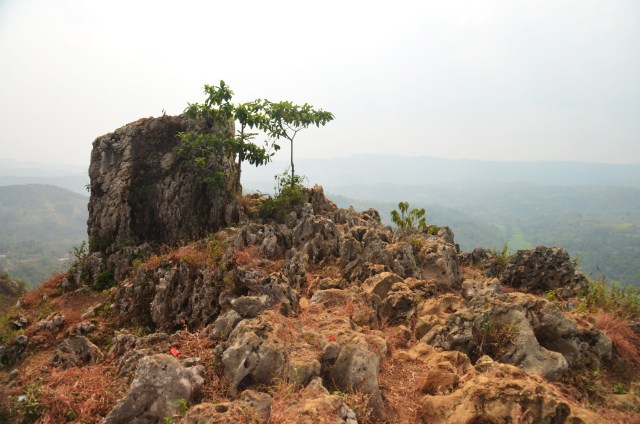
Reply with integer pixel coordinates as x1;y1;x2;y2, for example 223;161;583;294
21;272;68;308
36;365;127;423
595;311;640;367
378;356;428;423
266;379;305;423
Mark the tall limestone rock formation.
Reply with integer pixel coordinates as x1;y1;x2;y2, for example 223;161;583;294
87;114;240;251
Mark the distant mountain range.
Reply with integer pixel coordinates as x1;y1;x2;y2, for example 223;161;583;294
0;158;88;195
242;154;640;191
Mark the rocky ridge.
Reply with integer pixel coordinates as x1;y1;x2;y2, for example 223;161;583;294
1;115;639;423
1;185;638;422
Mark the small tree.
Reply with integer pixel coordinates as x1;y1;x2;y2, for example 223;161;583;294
262;101;334;187
391;201;428;229
178;81;276;185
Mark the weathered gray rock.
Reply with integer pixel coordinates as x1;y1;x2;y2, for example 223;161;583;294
35;313;65;332
183;390;273;424
101;354;204;424
283;248;308;291
362;272;403;298
275;377;358;423
218;317;286;395
0;335;28;367
423;292;611;381
502;246;588;297
461;278;502;300
87;114;239;251
286;357;322;386
115;262;222;331
51;336;104;369
325;342;384;418
418;237;461;290
379;282;418;326
292;215;340;264
206;310;242;341
459;247;502;277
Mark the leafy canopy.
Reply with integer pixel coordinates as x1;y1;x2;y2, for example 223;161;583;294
178;81;334;187
177;81;277;185
261;101;334;187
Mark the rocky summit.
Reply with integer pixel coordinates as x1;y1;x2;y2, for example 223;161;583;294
1;116;639;423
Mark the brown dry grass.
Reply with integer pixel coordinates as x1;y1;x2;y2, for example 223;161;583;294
36;365;127;424
378;356;428;423
595;311;640;368
21;272;68;308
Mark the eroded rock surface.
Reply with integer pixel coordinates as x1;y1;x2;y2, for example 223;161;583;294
101;354;203;424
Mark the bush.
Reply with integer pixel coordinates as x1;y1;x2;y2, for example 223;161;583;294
258;172;307;223
93;271;115;291
577;278;640;321
391;201;427;230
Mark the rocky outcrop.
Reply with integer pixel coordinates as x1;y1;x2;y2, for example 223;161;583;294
502;246;588;297
87;114;240;251
183;390;272;423
420;292;612;380
273;377;358;423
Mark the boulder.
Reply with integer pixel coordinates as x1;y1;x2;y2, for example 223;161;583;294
0;335;28;367
218;317;286;395
51;336;104;369
423;292;611;380
502;246;588;297
101;354;204;424
183;390;272;424
325;342;384;418
292;215;340;264
419;358;600;424
417;237;461;290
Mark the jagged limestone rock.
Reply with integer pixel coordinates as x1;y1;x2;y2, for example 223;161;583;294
275;377;358;424
87;114;239;250
51;336;104;369
0;335;28;368
502;246;588;297
101;354;204;424
421;292;611;381
218;317;286;396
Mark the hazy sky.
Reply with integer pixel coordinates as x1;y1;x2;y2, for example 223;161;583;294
1;0;639;167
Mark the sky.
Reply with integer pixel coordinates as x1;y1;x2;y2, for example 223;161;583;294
0;0;639;167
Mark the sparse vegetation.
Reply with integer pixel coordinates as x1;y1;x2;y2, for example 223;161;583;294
474;319;519;360
258;172;307;223
494;240;512;273
391;201;427;230
576;278;640;321
93;271;115;291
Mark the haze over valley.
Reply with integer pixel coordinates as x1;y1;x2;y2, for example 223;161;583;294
1;155;638;287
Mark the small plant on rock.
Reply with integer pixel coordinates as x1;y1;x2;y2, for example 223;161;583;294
494;240;511;274
391;201;427;230
474;319;519;360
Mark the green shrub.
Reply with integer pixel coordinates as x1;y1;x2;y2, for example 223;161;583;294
391;201;427;230
577;278;640;320
494;240;511;273
93;271;115;291
258;172;307;223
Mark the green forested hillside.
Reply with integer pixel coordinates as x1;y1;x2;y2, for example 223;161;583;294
0;184;87;287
